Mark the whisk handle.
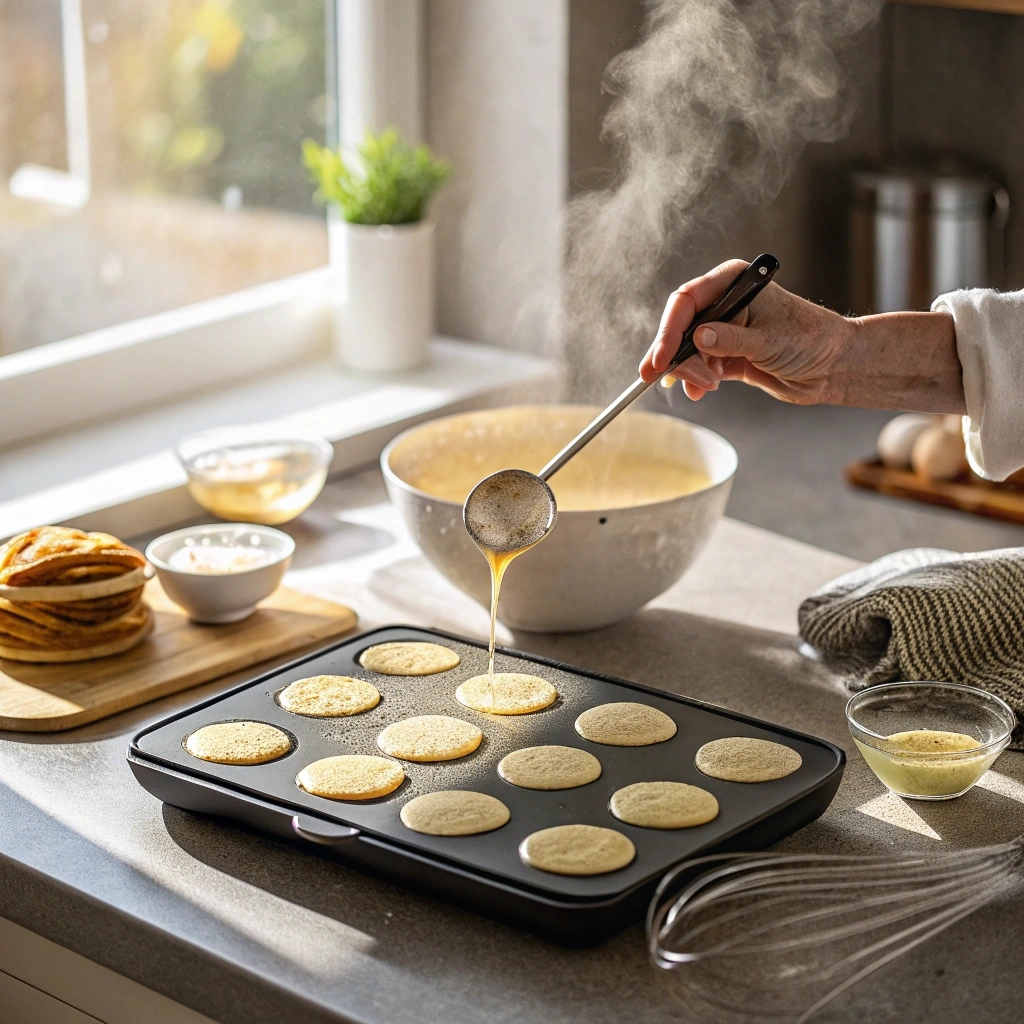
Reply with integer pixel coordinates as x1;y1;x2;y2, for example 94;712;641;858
667;253;780;372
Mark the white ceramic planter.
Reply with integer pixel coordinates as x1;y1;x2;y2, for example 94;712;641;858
334;219;434;371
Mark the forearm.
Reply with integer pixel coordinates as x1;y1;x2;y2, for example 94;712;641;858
833;311;966;414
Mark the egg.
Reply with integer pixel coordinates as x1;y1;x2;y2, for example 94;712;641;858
911;424;968;481
877;414;940;469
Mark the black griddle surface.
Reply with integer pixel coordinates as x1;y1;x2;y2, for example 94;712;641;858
133;626;843;902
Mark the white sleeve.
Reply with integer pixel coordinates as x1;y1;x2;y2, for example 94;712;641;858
931;287;1024;481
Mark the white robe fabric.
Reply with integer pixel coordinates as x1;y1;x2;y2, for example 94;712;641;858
932;287;1024;481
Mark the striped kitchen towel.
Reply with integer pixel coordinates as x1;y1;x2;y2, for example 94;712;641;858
798;547;1024;741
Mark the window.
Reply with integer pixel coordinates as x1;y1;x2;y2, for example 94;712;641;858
1;0;330;355
0;0;422;448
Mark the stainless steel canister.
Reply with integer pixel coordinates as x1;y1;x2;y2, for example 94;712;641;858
850;166;1009;313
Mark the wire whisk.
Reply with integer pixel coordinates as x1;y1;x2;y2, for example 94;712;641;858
647;837;1024;1022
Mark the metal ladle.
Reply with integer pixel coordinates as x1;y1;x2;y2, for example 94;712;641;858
463;254;780;552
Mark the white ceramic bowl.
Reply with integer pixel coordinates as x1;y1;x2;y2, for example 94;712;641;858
145;524;294;624
382;405;737;632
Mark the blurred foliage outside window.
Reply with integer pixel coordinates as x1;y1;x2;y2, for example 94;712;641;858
120;0;328;211
1;0;329;210
0;0;331;353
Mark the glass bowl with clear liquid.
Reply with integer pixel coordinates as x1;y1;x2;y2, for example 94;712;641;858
176;427;333;525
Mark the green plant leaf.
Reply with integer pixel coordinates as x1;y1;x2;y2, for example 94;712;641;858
301;126;451;224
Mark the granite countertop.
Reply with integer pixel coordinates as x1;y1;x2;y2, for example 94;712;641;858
2;470;1022;1024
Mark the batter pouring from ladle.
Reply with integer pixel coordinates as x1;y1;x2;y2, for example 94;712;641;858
463;468;556;704
463;256;780;697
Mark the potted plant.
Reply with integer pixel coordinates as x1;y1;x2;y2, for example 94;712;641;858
303;128;451;371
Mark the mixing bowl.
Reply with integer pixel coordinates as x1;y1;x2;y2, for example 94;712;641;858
382;405;737;632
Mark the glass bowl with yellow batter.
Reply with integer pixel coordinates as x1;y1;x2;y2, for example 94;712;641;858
846;682;1015;800
177;426;333;525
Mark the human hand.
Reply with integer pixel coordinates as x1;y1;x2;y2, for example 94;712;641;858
638;259;851;404
639;259;964;413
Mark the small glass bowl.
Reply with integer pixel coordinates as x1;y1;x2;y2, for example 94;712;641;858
846;681;1015;800
176;425;333;526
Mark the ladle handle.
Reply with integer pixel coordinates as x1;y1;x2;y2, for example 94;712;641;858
666;252;780;372
538;254;779;482
538;376;651;481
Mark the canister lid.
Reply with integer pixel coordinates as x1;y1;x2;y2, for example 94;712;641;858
852;162;1001;214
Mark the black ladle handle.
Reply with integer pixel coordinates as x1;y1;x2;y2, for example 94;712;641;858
537;254;780;482
666;253;780;373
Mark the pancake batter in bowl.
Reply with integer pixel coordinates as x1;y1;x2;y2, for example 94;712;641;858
399;429;710;511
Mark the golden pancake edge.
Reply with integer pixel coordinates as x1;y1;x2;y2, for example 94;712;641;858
498;745;602;790
456;673;557;715
0;526;150;662
377;715;483;762
359;641;461;676
277;675;380;717
184;721;292;765
297;754;405;800
575;702;677;747
400;790;510;836
609;781;719;829
695;737;803;782
520;824;635;876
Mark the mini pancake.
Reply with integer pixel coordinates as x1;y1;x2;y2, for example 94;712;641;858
610;781;719;829
695;736;802;782
297;754;404;800
498;745;602;790
520;824;635;876
377;715;483;762
400;790;510;836
359;641;460;676
456;673;557;715
184;721;291;765
277;675;380;717
574;702;677;747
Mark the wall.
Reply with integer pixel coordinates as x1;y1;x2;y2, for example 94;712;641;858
565;2;1024;318
567;0;641;199
888;3;1024;291
562;1;883;395
428;2;1024;368
426;0;568;356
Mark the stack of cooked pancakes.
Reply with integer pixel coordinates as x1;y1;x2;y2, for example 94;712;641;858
0;527;151;661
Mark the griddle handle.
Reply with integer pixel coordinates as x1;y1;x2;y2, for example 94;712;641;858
291;814;360;846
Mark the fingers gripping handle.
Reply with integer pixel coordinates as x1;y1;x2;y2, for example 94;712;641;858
537;255;780;483
666;253;780;373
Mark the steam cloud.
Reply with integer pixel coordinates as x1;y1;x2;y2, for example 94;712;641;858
563;0;882;399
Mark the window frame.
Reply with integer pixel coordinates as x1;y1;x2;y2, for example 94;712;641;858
0;0;423;449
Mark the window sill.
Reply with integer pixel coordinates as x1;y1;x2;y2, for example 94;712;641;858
0;337;555;541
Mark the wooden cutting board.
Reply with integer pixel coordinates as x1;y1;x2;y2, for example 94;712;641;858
847;458;1024;525
0;579;357;732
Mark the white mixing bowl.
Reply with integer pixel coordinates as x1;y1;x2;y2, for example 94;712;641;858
382;405;737;632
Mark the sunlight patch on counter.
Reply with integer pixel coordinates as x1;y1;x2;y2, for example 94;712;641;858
856;791;942;841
